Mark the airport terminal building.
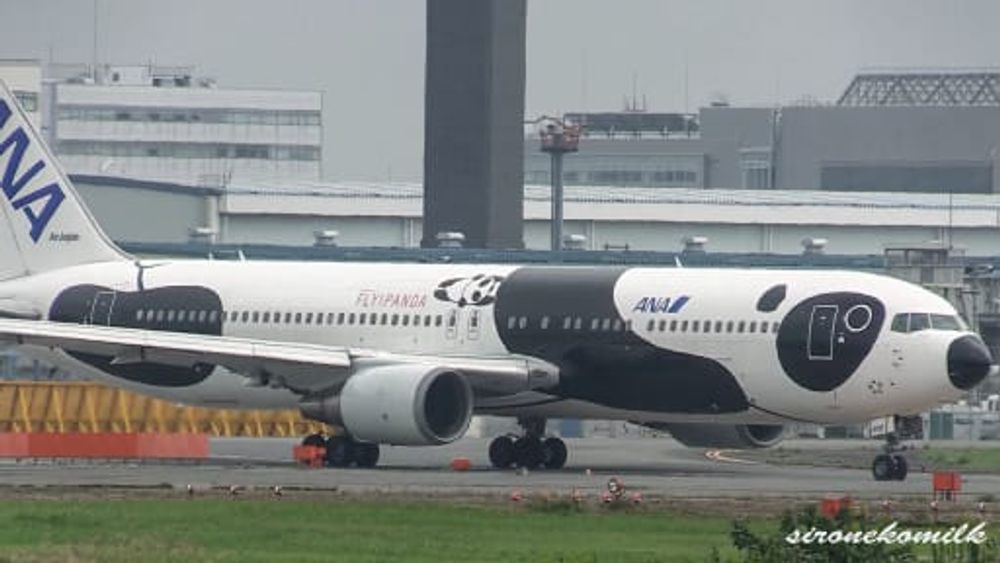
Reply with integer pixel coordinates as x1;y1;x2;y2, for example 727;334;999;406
525;71;1000;194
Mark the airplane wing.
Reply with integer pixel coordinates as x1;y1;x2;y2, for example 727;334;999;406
0;319;555;396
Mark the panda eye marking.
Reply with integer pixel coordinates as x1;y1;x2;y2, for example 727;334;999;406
433;274;506;308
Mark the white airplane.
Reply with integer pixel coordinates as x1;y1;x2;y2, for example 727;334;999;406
0;82;991;481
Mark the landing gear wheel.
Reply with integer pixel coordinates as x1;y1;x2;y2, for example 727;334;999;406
513;436;545;469
354;442;380;468
542;437;568;469
302;433;325;448
872;454;894;481
489;436;516;469
891;454;908;481
324;436;354;468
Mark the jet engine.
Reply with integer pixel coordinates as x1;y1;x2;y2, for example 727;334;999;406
299;364;473;446
659;423;785;449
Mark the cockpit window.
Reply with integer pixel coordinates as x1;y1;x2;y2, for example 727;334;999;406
930;314;961;331
892;312;966;333
909;313;930;332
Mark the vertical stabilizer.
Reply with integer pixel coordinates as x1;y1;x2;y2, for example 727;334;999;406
0;80;127;280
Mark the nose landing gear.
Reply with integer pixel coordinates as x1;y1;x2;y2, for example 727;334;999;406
488;417;568;470
871;416;919;481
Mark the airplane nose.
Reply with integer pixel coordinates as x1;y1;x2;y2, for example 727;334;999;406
947;335;993;391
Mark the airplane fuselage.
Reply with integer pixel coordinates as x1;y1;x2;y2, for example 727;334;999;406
6;259;978;426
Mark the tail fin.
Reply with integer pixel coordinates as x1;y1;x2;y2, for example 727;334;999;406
0;80;127;280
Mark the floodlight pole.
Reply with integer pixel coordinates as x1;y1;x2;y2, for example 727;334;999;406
540;123;580;252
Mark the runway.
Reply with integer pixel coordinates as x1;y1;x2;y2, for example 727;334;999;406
2;437;999;500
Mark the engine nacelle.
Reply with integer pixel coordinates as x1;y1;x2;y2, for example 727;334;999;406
300;364;473;446
662;423;785;449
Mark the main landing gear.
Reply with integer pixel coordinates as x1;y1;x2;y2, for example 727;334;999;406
488;417;568;470
302;433;380;468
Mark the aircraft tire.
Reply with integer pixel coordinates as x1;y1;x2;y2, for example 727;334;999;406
325;436;354;468
354;442;380;468
872;454;894;481
488;436;516;468
513;436;544;469
542;437;568;469
891;454;908;481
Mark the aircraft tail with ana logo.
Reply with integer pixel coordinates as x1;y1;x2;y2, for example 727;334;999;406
0;80;127;281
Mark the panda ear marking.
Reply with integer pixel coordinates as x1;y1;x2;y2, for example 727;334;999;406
438;277;463;288
434;289;449;301
479;296;496;306
472;274;483;280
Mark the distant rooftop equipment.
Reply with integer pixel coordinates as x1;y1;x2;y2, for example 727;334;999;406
188;227;216;245
802;238;828;255
562;234;587;251
682;236;708;254
563;112;698;138
313;230;340;247
837;71;1000;107
435;231;466;249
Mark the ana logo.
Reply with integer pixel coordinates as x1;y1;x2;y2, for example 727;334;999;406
632;295;690;314
0;99;65;243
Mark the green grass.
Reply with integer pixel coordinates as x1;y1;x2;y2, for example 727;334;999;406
923;447;1000;473
0;498;738;563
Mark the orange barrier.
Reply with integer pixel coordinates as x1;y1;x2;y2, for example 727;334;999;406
0;432;209;459
0;381;327;438
820;496;853;519
933;471;962;501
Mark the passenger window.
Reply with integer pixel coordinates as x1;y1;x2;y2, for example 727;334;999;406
209;311;219;323
435;315;443;327
541;316;551;330
135;310;143;322
285;312;293;323
262;312;270;323
691;320;699;333
715;321;723;333
772;322;780;333
909;313;930;332
601;318;611;331
737;321;745;333
305;313;313;324
402;315;410;326
647;319;655;332
358;313;367;325
382;313;389;325
337;313;345;325
670;320;678;332
425;315;433;327
748;321;756;333
590;318;600;331
241;311;249;323
166;310;176;323
156;310;165;322
177;310;188;323
294;313;302;324
518;317;528;329
315;312;323;324
327;313;335;324
252;312;260;323
680;320;689;332
563;317;572;330
725;321;733;333
573;318;582;330
507;316;516;329
349;313;357;325
658;319;667;332
891;314;908;333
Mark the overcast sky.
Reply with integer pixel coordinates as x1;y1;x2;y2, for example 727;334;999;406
2;0;997;181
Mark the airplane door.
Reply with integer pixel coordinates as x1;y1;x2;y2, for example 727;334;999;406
88;291;117;326
467;309;481;340
808;305;838;360
445;309;460;340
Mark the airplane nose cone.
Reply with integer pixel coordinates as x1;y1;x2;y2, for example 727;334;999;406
947;335;993;391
